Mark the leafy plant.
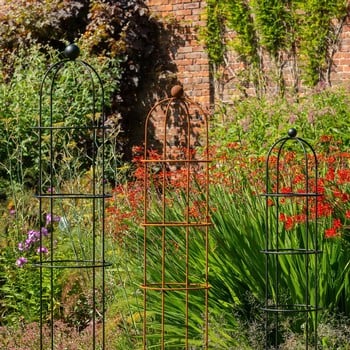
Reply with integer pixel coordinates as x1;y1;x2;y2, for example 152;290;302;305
203;0;348;95
297;0;348;86
0;43;122;191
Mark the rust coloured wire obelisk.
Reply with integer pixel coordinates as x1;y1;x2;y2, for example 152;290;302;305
141;85;211;349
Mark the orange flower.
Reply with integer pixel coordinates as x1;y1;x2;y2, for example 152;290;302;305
267;198;274;206
325;168;335;182
332;218;342;229
337;169;350;184
279;213;294;230
325;227;337;239
320;135;333;143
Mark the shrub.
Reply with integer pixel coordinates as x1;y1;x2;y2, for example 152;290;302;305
0;43;121;191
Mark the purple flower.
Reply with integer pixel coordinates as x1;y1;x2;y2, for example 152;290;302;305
24;230;40;249
24;238;33;249
16;257;28;267
36;246;48;254
9;209;16;215
46;213;61;225
27;230;40;239
28;229;40;239
18;242;25;251
40;227;49;236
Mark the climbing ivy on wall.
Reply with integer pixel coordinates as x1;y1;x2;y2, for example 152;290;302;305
298;0;348;86
223;1;259;67
253;0;294;58
205;0;226;67
204;0;348;95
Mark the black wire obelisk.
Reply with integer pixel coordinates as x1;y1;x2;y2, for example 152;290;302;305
262;128;322;349
36;44;111;349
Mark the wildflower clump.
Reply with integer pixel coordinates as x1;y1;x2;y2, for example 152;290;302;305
16;213;61;267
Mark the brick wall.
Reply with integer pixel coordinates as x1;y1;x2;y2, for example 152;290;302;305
331;17;350;86
147;0;350;108
146;0;211;108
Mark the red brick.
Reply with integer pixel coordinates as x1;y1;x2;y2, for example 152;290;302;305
174;9;192;17
184;3;200;9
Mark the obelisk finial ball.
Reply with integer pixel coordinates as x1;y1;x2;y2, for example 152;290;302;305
288;128;297;138
171;85;184;98
64;44;80;60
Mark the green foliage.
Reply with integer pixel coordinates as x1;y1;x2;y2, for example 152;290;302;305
0;191;61;324
224;0;259;64
208;89;350;321
210;87;350;155
132;193;249;348
117;88;350;347
0;256;62;325
252;0;294;58
204;0;259;67
297;0;348;85
204;0;226;66
0;43;121;190
1;86;350;347
204;0;348;91
0;46;45;187
125;162;349;347
0;39;122;339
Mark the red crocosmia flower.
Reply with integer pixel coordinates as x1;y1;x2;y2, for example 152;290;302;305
338;152;350;159
284;152;295;163
279;213;287;222
280;187;292;194
325;227;338;238
227;142;240;149
267;198;274;206
134;167;145;180
295;213;307;223
337;169;350;184
293;174;305;184
313;202;333;218
132;154;143;163
148;149;162;160
346;210;350;219
332;218;342;229
314;178;325;194
320;135;332;143
279;213;294;230
332;189;350;202
284;216;294;230
327;155;336;165
325;168;335;182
